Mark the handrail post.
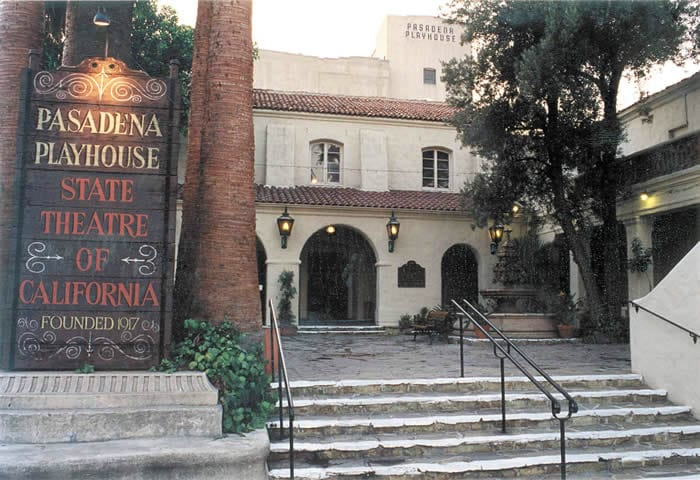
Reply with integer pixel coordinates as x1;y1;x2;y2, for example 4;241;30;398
500;356;506;433
560;418;567;480
459;314;464;378
289;413;294;478
268;301;295;479
270;325;275;384
276;321;284;439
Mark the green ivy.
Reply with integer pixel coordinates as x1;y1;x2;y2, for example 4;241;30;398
627;238;653;273
74;363;95;374
153;319;274;433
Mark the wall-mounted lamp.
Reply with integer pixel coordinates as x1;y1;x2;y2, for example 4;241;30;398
488;221;504;255
276;207;294;249
386;211;400;253
511;203;521;215
310;169;318;185
640;191;650;201
93;6;111;26
325;225;336;235
93;6;111;58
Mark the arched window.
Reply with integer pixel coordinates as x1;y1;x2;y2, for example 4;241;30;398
310;141;342;184
422;148;450;189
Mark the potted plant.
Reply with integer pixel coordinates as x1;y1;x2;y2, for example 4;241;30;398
554;291;577;338
276;270;297;335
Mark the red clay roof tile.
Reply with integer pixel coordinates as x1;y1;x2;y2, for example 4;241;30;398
255;184;468;212
252;89;457;122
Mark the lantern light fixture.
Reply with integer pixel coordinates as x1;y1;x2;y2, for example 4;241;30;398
93;7;111;26
386;211;400;253
93;6;111;58
488;221;505;255
310;169;318;185
511;203;520;214
640;191;649;201
325;225;336;235
276;207;294;249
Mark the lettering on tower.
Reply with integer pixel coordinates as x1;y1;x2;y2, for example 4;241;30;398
404;22;457;43
10;57;180;369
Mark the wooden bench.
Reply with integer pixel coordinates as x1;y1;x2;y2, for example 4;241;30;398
412;310;454;343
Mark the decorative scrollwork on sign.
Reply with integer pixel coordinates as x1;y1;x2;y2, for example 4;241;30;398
17;317;39;331
110;78;167;103
140;319;160;333
121;244;158;276
25;241;63;274
33;67;167;103
18;330;155;361
46;333;155;361
119;331;155;359
17;331;57;358
34;71;95;100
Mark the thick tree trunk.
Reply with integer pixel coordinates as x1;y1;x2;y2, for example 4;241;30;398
174;1;213;335
175;0;261;332
63;0;133;66
0;0;44;369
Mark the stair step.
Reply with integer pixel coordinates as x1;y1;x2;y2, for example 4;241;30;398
276;373;645;396
0;405;222;443
268;447;700;479
270;425;700;462
267;405;691;438
0;432;269;480
283;389;667;416
296;326;385;334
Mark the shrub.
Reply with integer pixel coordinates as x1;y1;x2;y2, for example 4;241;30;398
399;314;413;331
277;270;297;323
155;319;274;433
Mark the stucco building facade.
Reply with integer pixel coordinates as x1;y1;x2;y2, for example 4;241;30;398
251;16;489;327
180;14;699;328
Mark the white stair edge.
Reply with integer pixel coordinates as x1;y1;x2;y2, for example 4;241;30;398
296;331;385;335
268;447;700;479
297;326;383;330
278;373;643;390
271;424;700;453
284;389;666;408
267;405;691;430
629;476;700;479
448;336;582;344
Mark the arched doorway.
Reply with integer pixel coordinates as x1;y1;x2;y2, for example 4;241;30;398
441;244;478;306
300;226;376;325
256;237;267;324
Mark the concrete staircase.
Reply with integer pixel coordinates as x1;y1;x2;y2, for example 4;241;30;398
267;374;700;479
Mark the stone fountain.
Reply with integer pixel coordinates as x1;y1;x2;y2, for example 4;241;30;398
479;231;558;338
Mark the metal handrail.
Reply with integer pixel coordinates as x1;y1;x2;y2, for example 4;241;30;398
268;300;295;479
630;300;699;344
452;298;578;480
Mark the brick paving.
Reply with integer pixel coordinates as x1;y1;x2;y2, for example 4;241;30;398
280;333;631;381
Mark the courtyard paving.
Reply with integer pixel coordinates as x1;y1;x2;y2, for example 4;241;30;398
280;333;631;381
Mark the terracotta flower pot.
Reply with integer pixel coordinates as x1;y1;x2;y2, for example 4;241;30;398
557;324;577;339
474;323;491;339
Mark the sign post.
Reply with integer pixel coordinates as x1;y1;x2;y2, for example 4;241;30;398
10;56;180;370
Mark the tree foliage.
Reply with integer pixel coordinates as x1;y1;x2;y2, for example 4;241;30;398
443;0;698;339
131;0;193;127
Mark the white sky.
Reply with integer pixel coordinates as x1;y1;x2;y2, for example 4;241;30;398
160;0;699;108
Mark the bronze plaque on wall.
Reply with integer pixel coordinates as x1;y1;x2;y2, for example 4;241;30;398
398;261;426;288
11;58;179;370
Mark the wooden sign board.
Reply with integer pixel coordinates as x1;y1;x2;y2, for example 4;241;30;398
11;57;180;370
